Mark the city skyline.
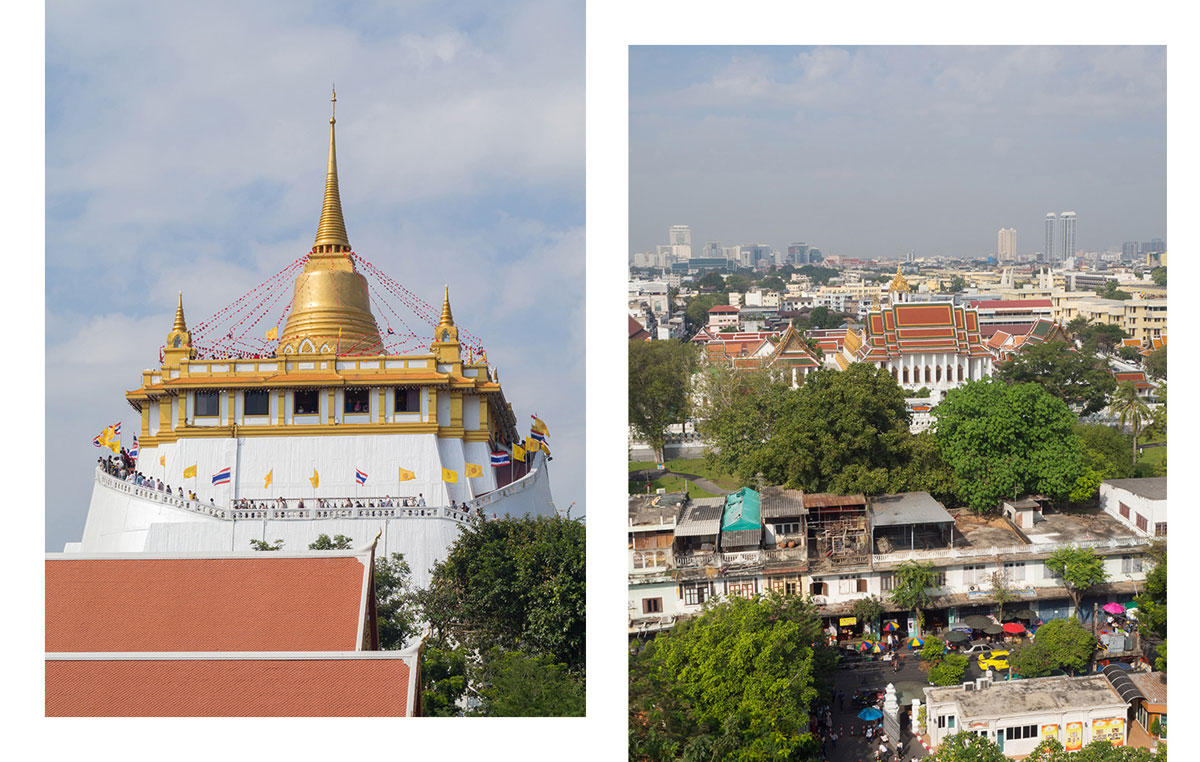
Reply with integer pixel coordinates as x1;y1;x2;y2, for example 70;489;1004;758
631;46;1165;260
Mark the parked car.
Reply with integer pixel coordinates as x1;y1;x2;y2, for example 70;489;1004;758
978;650;1010;671
959;641;993;657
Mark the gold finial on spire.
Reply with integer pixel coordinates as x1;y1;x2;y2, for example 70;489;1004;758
331;85;336;123
314;88;350;251
439;285;455;327
173;292;188;333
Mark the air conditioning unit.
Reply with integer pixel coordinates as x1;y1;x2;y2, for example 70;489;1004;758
962;682;975;691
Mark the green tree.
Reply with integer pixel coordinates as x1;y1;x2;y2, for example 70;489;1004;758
1145;382;1165;440
1096;280;1133;300
851;595;884;636
1143;346;1165;380
699;365;792;483
471;648;585;717
629;594;830;761
1150;266;1166;287
807;305;844;329
424;515;585;670
895;430;961;507
421;644;469;716
796;264;838;285
1077;322;1129;354
947;275;967;293
1112;381;1150;463
913;386;931;398
1135;543;1165;640
1027;736;1166;761
928;653;969;686
1076;423;1135;479
248;538;284;551
375;552;420;649
751;364;913;494
1117;346;1142;363
1045;546;1109;619
890;561;937;632
698;271;727;290
308;533;354;550
685;293;730;331
724;273;752;293
933;380;1084;512
759;274;785;292
928;732;1008;761
920;636;946;666
990;570;1018;623
994;340;1116;415
629;340;701;462
1010;617;1096;676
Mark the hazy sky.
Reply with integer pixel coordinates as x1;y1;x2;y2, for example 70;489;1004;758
46;0;584;550
630;46;1166;260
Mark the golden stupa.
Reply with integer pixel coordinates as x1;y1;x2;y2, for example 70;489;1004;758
278;89;383;355
888;263;911;294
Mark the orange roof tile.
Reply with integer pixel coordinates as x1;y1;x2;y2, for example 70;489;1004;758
46;655;413;716
46;553;372;653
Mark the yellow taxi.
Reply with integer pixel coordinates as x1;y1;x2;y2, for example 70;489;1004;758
978;650;1009;671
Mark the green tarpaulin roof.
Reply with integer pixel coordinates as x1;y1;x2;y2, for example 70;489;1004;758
722;488;762;531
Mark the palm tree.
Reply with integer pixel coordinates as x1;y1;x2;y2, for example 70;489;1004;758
1112;380;1150;463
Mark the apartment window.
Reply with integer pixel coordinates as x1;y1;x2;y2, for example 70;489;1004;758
948;716;956;729
1004;725;1038;740
774;522;800;536
1121;555;1144;574
932;571;946;588
810;580;829;596
838;576;861;595
1136;514;1149;532
962;564;987;586
244;390;269;416
727;581;755;599
880;574;895;593
1155;522;1167;537
344;388;370;413
1004;562;1026;582
1119;502;1130;519
194;391;220;417
684;585;708;606
784;579;799;596
394;388;420;412
642;597;663;614
294;389;319;415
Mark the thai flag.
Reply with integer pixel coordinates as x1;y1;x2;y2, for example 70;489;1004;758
130;437;139;460
530;430;547;445
490;451;511;467
92;434;102;447
356;468;368;485
212;467;231;486
112;422;122;436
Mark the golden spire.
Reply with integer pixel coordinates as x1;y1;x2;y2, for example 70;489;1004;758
439;285;455;327
172;292;187;332
888;263;911;293
313;87;350;251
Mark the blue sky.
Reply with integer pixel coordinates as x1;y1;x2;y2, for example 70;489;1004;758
45;0;584;549
630;46;1166;259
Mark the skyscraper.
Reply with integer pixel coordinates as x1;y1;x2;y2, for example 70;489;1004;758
668;224;692;260
788;243;811;265
1059;212;1076;264
997;228;1016;260
1043;213;1056;263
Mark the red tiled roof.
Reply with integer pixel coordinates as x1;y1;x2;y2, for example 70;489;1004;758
46;655;413;716
46;553;373;653
708;305;740;313
969;299;1053;309
853;302;990;361
629;315;651;341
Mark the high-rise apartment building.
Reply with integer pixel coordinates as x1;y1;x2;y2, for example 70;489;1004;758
1043;213;1056;263
668;225;692;260
1059;212;1077;264
788;243;811;265
997;227;1016;260
1122;242;1140;259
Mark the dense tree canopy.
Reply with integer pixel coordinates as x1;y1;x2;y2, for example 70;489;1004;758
1027;737;1165;762
1077;322;1129;354
685;293;730;330
375;552;420;649
927;731;1008;762
308;533;353;550
698;271;727;290
1143;346;1165;380
758;274;785;292
630;595;833;761
994;340;1115;415
890;561;938;631
806;305;845;330
1045;547;1108;619
629;340;701;460
1071;423;1135;502
1010;617;1096;676
471;648;585;717
1150;266;1166;287
423;515;585;670
1136;544;1166;640
795;264;837;285
933;380;1084;512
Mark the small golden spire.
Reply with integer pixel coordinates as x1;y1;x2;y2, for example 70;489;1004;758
172;292;188;333
439;285;455;326
314;87;350;251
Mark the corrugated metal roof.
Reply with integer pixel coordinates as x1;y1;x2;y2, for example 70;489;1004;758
760;487;808;518
871;492;954;527
675;499;723;537
721;529;761;548
804;493;867;509
722;488;762;531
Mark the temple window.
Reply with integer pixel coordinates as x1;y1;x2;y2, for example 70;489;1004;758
902;367;910;384
925;366;932;383
395;388;420;412
936;366;942;382
345;388;370;413
294;389;319;415
244;390;270;416
195;391;220;417
958;365;964;381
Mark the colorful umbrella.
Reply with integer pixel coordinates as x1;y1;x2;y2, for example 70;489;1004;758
1002;622;1026;634
859;640;877;651
882;621;900;632
908;637;925;648
1102;602;1126;615
869;643;883;654
858;707;883;721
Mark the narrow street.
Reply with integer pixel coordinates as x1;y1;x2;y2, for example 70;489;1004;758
818;655;930;762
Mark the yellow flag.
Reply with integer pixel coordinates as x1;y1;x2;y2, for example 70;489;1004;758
465;462;483;478
264;469;273;488
441;468;458;483
309;469;319;488
524;437;539;453
266;325;278;341
398;467;416;482
183;464;197;479
108;437;120;454
159;455;166;467
512;443;526;462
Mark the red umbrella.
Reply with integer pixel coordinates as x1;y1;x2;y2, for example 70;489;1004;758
1002;622;1026;634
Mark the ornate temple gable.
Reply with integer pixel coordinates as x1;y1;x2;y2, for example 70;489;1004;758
851;302;990;363
767;325;820;370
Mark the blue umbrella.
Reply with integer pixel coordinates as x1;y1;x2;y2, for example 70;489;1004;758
858;707;883;721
